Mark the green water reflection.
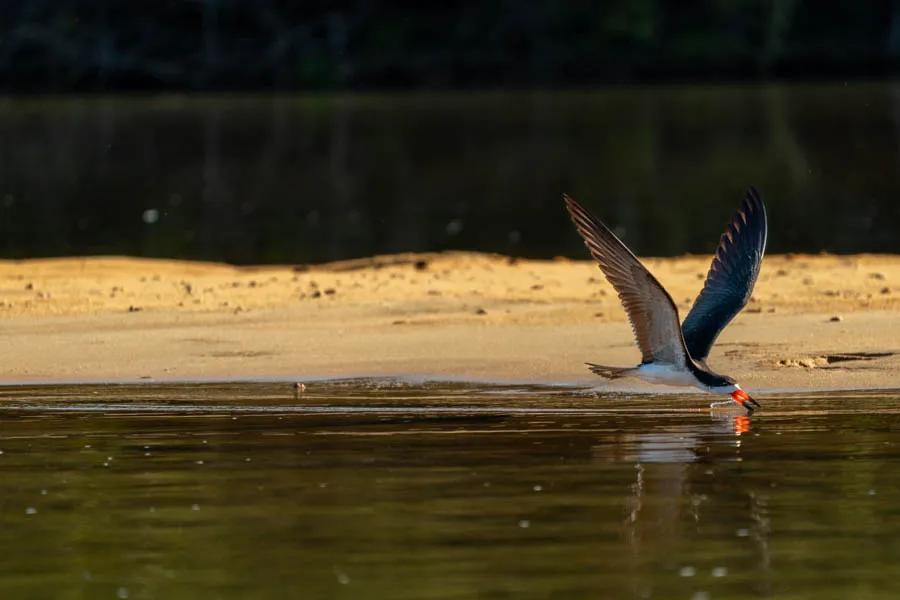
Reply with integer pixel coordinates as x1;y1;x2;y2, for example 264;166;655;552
0;382;898;598
2;84;900;262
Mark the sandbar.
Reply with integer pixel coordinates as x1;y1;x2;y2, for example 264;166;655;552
0;252;898;392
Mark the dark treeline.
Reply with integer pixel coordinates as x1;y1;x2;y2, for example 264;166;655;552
4;1;900;92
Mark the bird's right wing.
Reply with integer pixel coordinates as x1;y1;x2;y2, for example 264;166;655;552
564;194;689;365
682;188;768;361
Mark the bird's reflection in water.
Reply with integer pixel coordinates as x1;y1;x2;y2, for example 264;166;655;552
589;413;771;596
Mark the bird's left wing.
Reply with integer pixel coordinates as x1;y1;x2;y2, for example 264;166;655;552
564;194;689;366
682;187;768;361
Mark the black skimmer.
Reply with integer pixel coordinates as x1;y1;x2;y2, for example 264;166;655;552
564;188;767;413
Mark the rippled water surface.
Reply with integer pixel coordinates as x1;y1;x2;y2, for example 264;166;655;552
1;382;899;599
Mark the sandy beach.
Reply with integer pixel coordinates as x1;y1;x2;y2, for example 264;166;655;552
0;252;898;392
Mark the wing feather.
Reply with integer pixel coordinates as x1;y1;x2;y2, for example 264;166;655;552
682;187;768;361
564;194;689;365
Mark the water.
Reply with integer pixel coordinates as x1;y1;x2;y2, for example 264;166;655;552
2;83;900;263
0;382;898;598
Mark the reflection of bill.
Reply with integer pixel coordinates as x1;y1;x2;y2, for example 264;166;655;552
732;415;751;436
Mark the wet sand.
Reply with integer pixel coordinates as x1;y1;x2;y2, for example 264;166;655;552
0;252;898;391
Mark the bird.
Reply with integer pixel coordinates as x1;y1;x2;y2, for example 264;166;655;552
564;188;767;413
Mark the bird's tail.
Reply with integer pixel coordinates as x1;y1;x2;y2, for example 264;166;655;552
585;363;634;379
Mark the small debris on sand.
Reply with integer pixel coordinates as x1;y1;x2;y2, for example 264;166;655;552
776;352;894;369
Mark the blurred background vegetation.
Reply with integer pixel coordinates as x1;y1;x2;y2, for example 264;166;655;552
4;1;900;91
2;2;900;262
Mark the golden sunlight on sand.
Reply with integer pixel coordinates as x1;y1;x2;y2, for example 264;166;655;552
0;252;897;390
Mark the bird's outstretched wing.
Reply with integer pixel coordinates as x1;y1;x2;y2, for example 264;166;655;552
682;187;768;361
564;194;689;365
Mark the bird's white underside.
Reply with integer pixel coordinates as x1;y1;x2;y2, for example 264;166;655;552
634;363;697;387
633;363;739;395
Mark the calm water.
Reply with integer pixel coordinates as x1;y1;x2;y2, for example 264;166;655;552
2;83;900;263
0;382;899;598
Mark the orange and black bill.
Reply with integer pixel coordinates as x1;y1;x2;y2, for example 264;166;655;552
731;389;761;413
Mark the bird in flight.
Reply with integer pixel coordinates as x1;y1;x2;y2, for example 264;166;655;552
564;188;767;413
